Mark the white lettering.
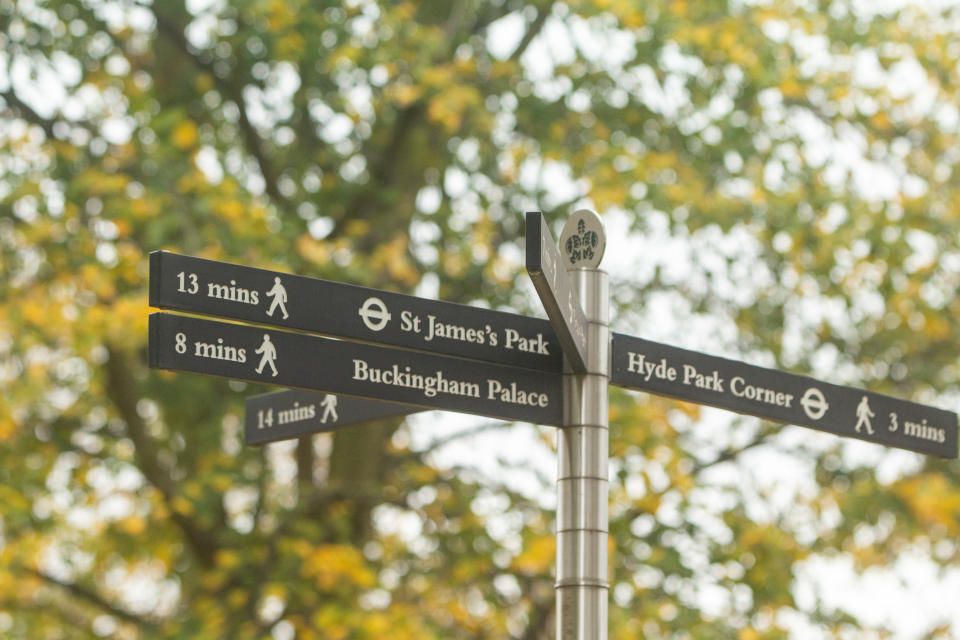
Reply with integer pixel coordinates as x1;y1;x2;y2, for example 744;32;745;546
681;364;725;392
504;329;550;355
487;379;549;407
730;377;793;407
351;359;481;400
904;418;946;443
627;352;645;373
636;357;676;382
400;310;420;333
425;315;489;346
207;279;260;305
353;359;369;381
193;337;247;363
278;402;316;425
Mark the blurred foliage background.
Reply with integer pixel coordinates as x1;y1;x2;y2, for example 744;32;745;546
2;0;960;638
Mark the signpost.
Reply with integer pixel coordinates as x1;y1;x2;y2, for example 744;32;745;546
245;390;420;446
148;208;959;640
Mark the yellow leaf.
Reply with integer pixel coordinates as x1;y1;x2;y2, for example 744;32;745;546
195;73;214;93
211;474;232;492
345;219;371;237
172;120;198;150
119;516;146;536
388;84;424;108
215;549;242;570
896;474;960;533
297;235;331;265
870;112;892;130
302;545;375;591
779;79;804;98
172;495;194;516
512;535;555;575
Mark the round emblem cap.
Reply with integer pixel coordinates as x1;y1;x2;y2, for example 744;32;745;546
559;208;606;269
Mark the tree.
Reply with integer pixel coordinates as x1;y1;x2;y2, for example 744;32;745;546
2;0;959;637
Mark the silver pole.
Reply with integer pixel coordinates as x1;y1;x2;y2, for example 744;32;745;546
556;267;609;640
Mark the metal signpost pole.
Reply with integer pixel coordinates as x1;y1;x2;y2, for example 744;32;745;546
557;264;610;640
525;209;610;640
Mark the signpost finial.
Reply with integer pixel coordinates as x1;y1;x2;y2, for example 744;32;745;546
560;208;606;269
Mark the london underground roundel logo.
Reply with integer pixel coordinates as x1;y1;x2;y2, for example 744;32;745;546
359;297;391;332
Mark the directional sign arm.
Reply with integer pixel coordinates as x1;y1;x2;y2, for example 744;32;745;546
525;212;589;373
149;312;563;426
245;390;421;445
610;332;959;458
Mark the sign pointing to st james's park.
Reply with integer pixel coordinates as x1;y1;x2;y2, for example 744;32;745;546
245;390;420;446
149;251;561;372
149;312;563;426
525;212;589;373
611;333;958;458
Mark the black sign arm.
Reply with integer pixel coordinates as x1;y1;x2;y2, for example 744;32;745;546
525;212;589;373
245;390;421;445
609;332;959;458
149;312;564;427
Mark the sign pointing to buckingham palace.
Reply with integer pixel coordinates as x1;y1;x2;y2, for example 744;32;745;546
611;333;958;458
149;312;562;426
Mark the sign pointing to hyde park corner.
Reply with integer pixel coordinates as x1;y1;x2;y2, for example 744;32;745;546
611;333;958;458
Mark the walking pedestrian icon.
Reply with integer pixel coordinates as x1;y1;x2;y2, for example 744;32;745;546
255;333;279;377
320;394;339;424
266;277;289;319
855;396;875;434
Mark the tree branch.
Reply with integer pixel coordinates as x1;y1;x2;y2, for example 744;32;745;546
1;87;57;140
692;429;773;475
329;101;425;244
470;4;516;37
296;435;314;494
510;5;551;62
419;420;513;455
104;344;217;567
521;588;554;640
1;51;98;141
444;0;469;41
149;6;292;214
24;567;160;630
523;608;553;639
